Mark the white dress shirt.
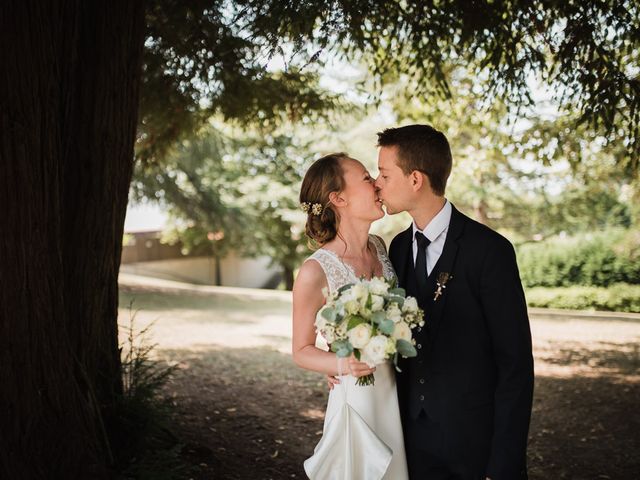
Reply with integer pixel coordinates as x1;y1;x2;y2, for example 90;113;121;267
412;200;452;276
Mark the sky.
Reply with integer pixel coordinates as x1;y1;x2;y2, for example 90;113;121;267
125;202;168;232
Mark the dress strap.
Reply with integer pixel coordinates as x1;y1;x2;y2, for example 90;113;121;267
305;248;354;293
368;234;386;257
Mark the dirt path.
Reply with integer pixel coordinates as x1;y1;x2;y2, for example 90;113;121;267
119;275;640;480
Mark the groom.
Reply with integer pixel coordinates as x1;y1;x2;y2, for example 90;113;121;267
375;125;534;480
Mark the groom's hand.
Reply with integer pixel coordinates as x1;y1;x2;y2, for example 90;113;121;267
326;375;340;390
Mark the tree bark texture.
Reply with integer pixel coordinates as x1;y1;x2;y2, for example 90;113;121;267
0;1;145;477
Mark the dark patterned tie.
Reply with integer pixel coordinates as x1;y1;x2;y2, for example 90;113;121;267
414;231;431;294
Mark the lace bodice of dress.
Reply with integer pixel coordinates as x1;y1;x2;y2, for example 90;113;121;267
306;235;396;293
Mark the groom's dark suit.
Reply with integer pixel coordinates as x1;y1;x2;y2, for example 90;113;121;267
390;204;534;480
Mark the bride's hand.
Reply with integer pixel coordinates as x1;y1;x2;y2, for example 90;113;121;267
348;355;376;378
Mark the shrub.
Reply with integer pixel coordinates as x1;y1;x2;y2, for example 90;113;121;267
111;303;193;479
525;283;640;313
517;228;640;288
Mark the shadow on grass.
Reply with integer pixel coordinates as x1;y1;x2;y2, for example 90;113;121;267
537;341;640;375
155;346;325;480
153;345;640;480
529;375;640;479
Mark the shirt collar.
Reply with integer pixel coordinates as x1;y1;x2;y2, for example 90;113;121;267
412;199;452;243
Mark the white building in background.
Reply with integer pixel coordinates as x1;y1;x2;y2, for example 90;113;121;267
122;203;280;288
120;230;280;289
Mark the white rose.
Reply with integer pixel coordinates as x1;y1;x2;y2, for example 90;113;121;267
386;303;403;323
339;287;355;303
362;335;388;367
368;277;389;295
370;295;384;312
344;299;360;315
351;283;368;302
347;323;372;349
392;322;412;342
402;296;419;313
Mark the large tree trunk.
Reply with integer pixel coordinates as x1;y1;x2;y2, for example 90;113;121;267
0;1;145;477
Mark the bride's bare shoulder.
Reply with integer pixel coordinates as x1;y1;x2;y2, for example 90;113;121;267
293;256;326;293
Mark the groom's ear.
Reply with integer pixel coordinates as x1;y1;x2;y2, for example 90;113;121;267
328;191;346;207
410;170;424;191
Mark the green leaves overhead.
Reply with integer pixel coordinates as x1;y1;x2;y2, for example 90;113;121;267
138;0;338;164
237;0;640;170
138;1;638;172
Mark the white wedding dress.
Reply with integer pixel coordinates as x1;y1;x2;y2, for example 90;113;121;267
303;235;409;480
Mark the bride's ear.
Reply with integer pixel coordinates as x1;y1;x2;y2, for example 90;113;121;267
328;191;346;207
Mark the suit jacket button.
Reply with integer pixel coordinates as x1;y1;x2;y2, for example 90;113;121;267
419;395;425;401
416;344;422;349
417;327;422;332
419;378;425;384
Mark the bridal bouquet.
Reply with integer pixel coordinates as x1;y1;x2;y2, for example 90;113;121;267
315;277;424;386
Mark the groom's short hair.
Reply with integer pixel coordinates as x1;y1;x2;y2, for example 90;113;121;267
377;124;452;196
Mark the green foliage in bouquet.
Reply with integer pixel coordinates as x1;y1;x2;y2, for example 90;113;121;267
316;277;423;386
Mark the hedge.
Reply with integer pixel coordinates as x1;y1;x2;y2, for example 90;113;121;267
525;283;640;313
516;229;640;288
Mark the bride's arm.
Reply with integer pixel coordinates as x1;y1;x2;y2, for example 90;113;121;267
292;259;348;375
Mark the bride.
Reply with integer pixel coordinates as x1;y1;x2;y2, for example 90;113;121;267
292;153;409;479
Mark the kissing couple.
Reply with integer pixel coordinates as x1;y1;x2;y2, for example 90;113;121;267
292;124;534;480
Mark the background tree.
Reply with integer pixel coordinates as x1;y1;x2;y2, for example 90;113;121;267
132;127;312;289
231;132;313;289
381;60;634;240
134;132;248;286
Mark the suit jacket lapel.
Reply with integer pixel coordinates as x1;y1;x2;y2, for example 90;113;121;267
426;204;465;350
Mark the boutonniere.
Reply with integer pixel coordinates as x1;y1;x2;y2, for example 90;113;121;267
434;272;452;301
